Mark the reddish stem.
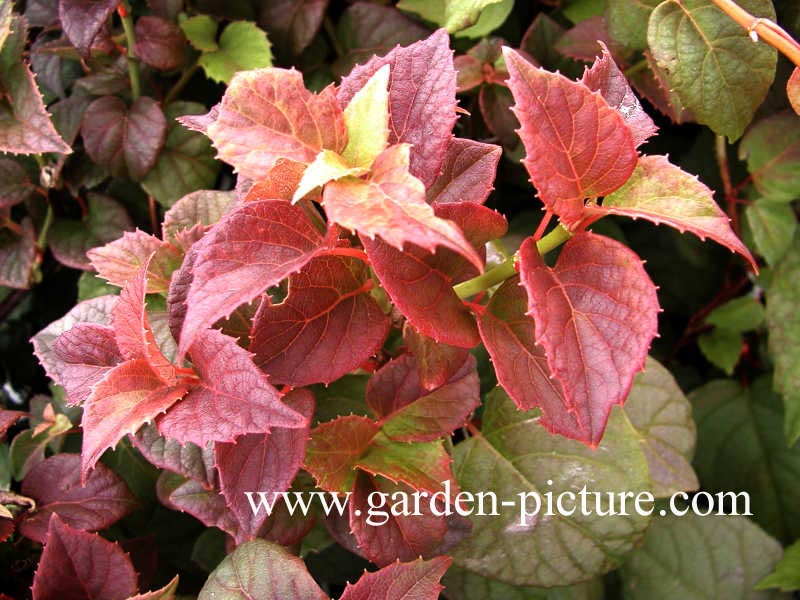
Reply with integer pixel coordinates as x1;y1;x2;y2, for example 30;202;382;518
532;211;553;242
323;246;370;263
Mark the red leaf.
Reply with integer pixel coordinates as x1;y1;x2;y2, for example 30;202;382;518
112;255;176;383
166;242;197;345
503;48;638;225
338;29;457;188
199;69;346;180
0;159;35;209
339;556;451;600
177;198;325;357
250;254;389;386
518;233;659;445
304;415;380;493
58;0;118;56
349;474;447;567
583;155;757;270
0;409;25;440
258;0;328;56
0;217;37;289
403;324;470;391
81;359;189;479
324;144;481;270
476;276;577;431
156;472;238;538
51;322;122;405
19;454;136;543
426;138;502;205
479;84;519;149
88;230;182;294
32;295;117;385
130;424;215;489
157;329;306;447
581;43;657;148
363;202;506;348
0;518;13;544
366;353;479;442
243;159;307;203
134;16;186;71
31;515;138;600
788;67;800;115
0;17;71;154
81;96;167;181
215;389;314;543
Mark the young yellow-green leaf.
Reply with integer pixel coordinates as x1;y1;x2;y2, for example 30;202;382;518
179;14;218;53
455;0;513;39
624;357;699;498
398;0;510;37
739;112;800;203
691;377;800;541
620;512;782;599
757;539;800;592
766;238;800;446
706;296;765;332
745;201;797;265
292;150;367;203
698;328;743;375
451;388;651;587
342;64;390;169
647;0;777;141
198;21;273;84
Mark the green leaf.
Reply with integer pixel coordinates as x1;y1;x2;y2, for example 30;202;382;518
454;0;513;39
698;328;743;374
624;357;699;498
398;0;512;37
766;237;800;445
705;296;765;332
620;512;782;599
142;102;221;209
562;0;606;24
450;389;651;587
739;112;800;203
647;0;777;140
745;201;797;265
78;272;120;302
197;21;273;84
341;64;390;169
442;566;604;599
292;150;367;202
757;539;800;592
691;377;800;542
9;414;72;481
180;15;219;53
606;0;660;50
199;539;327;600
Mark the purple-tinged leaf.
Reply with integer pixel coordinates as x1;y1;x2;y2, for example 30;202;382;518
251;254;389;386
427;138;501;205
88;230;182;294
51;322;122;405
338;29;456;187
788;67;800;115
628;50;693;124
0;217;36;289
25;0;59;28
58;0;118;56
19;454;136;543
81;359;189;479
134;16;186;71
162;189;236;245
479;84;520;149
31;515;138;600
304;415;380;493
340;556;451;600
554;15;624;63
581;43;657;148
199;69;346;180
0;159;35;209
81;96;167;181
156;471;238;537
216;389;314;543
504;48;637;225
0;17;71;154
258;0;328;56
177;198;325;356
403;324;471;391
349;474;447;567
367;353;480;441
49;193;133;270
157;329;305;447
132;424;215;488
198;539;328;600
584;155;757;269
124;575;179;600
476;275;576;431
519;233;659;446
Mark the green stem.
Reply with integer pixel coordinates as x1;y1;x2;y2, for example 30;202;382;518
119;2;141;100
454;224;573;299
624;58;648;78
37;203;53;250
164;61;199;105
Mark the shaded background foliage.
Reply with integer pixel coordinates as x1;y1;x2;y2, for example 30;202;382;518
0;0;799;597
